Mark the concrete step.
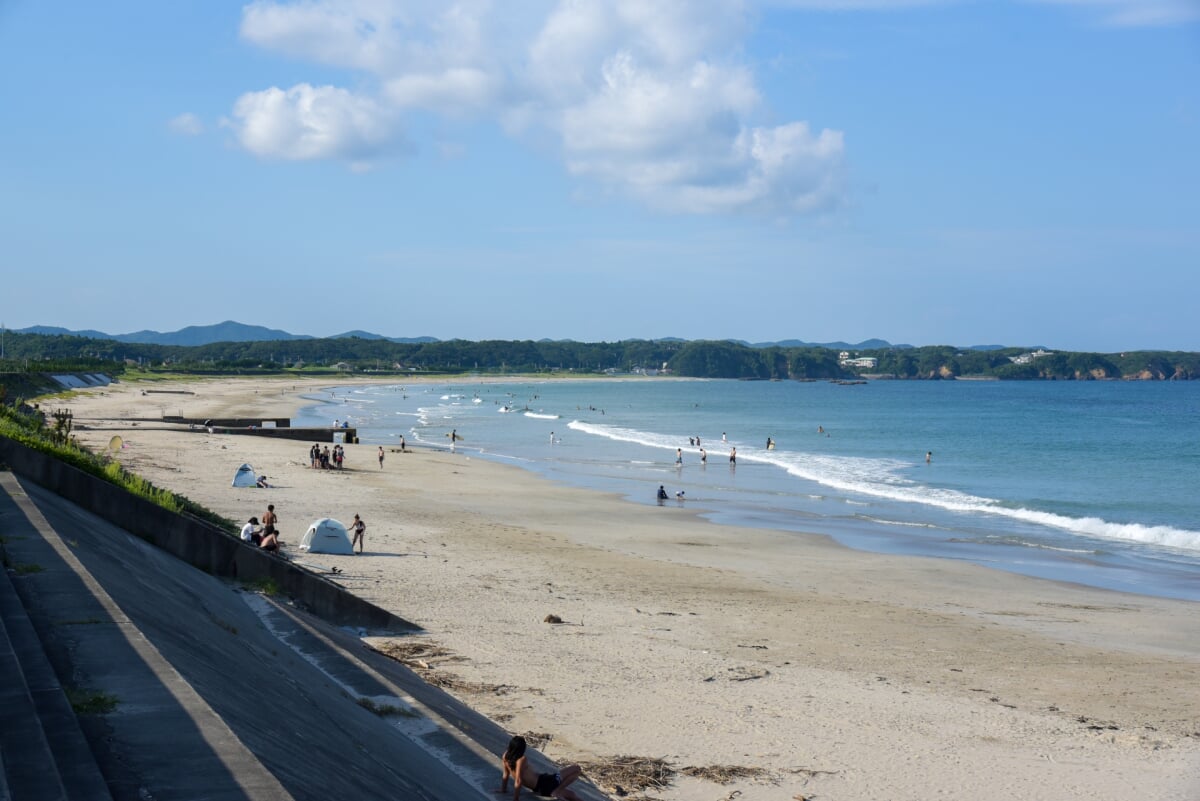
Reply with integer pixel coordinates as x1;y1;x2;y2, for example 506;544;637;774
0;566;70;801
0;472;291;801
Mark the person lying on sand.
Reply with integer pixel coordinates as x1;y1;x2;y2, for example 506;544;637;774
498;735;583;800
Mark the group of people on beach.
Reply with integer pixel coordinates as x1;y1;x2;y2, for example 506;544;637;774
657;485;685;503
310;443;345;470
240;504;367;555
240;503;281;553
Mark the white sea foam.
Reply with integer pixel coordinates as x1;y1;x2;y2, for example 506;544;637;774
524;412;560;420
567;420;1200;554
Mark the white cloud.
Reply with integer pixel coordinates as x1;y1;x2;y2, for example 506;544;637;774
383;67;501;113
167;112;204;136
228;83;402;165
228;0;844;216
525;1;844;214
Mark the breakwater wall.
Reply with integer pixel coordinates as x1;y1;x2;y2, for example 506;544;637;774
0;435;414;634
161;416;293;427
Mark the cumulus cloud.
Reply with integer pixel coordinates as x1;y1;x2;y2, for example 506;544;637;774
228;0;844;215
167;112;204;136
228;83;401;165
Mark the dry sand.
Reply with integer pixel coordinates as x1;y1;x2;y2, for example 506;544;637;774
59;376;1200;801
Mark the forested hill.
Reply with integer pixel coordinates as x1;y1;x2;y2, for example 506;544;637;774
1;332;1198;381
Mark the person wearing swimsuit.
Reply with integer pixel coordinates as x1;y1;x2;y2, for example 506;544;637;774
499;735;584;800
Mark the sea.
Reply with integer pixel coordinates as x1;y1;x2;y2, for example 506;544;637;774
295;378;1200;602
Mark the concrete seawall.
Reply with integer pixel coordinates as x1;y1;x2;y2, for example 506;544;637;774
0;435;414;634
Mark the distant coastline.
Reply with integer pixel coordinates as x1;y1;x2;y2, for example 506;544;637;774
3;323;1198;383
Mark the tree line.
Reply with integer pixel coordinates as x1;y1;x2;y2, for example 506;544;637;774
1;332;1199;381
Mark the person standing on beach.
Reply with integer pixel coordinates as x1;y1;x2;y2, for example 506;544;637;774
700;448;707;464
675;448;683;465
399;435;406;452
499;735;583;801
729;447;737;465
350;514;366;554
450;429;459;452
378;446;385;468
926;451;932;463
262;504;277;534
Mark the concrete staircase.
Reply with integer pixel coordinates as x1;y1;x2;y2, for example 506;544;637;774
0;561;110;801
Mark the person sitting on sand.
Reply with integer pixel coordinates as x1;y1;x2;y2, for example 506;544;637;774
256;474;270;488
259;524;279;553
240;517;261;546
498;735;583;800
657;485;669;501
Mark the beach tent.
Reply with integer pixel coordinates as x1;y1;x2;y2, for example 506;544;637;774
299;518;354;555
231;463;257;488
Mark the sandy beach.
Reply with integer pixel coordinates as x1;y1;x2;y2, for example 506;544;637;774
58;376;1200;801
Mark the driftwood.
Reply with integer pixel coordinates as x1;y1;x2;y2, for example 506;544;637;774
577;756;837;797
373;640;512;695
679;765;772;784
578;755;675;795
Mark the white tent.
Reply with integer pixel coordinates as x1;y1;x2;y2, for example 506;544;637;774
299;518;354;554
231;463;257;488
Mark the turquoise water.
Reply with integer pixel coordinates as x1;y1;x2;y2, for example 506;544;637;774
297;379;1200;601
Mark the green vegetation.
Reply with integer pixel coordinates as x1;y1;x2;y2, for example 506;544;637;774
13;562;44;575
3;330;1200;381
0;403;234;531
66;688;119;715
242;576;281;596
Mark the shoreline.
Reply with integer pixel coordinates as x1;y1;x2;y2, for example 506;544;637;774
295;376;1200;604
59;376;1200;801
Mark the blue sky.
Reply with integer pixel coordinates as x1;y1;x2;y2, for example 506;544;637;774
2;1;1197;351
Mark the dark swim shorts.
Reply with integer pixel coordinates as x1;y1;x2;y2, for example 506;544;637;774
534;772;561;796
